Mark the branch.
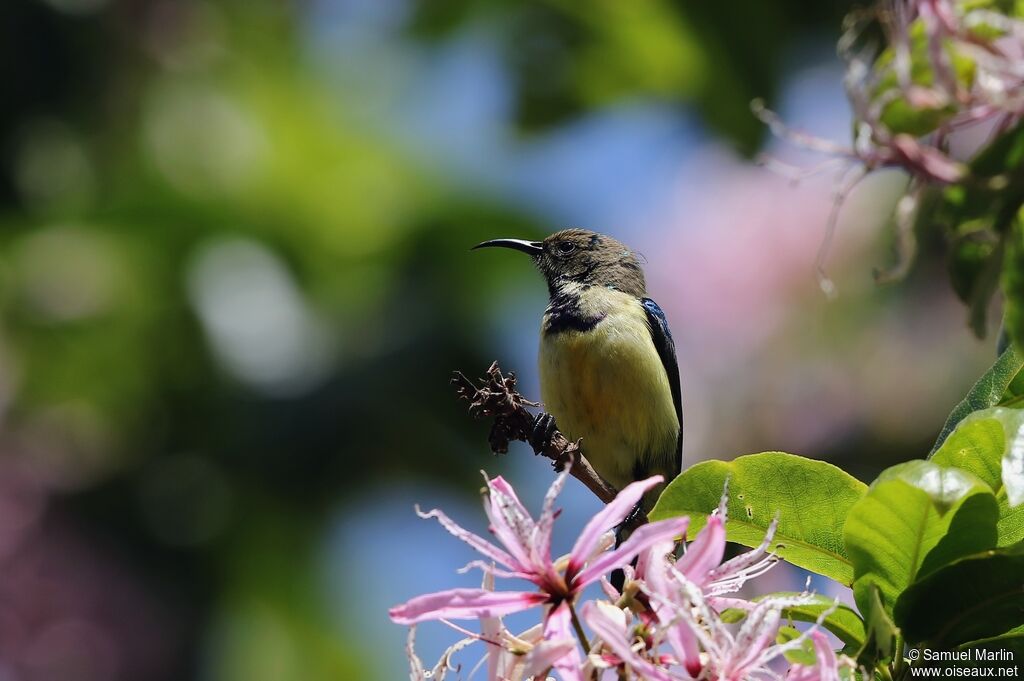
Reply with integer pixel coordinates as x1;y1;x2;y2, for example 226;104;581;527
451;362;620;505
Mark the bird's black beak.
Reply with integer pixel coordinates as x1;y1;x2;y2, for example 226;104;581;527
472;238;544;256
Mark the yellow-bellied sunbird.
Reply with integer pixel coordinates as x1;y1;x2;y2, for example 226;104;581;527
474;228;682;512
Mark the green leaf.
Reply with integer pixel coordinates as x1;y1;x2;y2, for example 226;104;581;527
650;452;867;585
949;223;999;305
895;542;1024;647
777;625;817;665
843;461;999;614
931;345;1024;453
932;407;1024;546
721;592;865;649
959;630;1024;668
857;583;897;667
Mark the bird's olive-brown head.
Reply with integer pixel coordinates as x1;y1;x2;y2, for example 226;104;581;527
473;228;646;299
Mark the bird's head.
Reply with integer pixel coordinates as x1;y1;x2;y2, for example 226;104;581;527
473;228;646;298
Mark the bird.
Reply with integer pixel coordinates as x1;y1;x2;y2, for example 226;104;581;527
474;228;682;514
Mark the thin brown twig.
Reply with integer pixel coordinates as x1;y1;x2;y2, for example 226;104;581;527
451;361;620;505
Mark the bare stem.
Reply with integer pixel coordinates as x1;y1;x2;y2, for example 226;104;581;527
451;362;624;507
569;601;592;654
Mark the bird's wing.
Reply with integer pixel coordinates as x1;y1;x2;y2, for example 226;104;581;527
641;297;683;458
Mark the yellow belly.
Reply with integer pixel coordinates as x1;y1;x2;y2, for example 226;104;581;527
538;295;679;496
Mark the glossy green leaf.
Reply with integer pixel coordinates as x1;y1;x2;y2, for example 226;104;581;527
650;452;868;585
932;407;1024;545
857;583;897;667
959;630;1024;669
721;592;865;649
843;461;999;614
895;542;1024;647
931;345;1024;453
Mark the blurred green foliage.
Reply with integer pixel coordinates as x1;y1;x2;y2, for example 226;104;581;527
10;0;978;679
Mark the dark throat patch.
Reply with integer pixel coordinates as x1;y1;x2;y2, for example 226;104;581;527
543;287;606;334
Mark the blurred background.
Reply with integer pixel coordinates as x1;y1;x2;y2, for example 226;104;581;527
0;0;1001;679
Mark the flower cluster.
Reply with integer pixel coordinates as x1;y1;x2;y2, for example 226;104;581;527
389;469;853;680
756;0;1024;288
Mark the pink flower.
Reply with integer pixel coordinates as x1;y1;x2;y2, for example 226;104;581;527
394;474;851;681
582;600;674;681
408;571;585;681
651;573;833;681
633;492;781;677
389;467;689;622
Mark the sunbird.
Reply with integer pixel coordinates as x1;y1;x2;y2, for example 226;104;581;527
474;229;682;512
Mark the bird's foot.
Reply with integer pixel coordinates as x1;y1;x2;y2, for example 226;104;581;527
529;412;558;454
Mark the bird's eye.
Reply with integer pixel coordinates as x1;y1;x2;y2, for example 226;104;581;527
556;241;576;254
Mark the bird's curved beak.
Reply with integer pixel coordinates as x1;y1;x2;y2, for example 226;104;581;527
472;238;544;256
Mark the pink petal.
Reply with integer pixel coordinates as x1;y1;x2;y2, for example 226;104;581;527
664;618;703;678
708;596;754;612
389;588;546;625
639;545;703;678
813;630;839;677
599;576;620;601
522;640;578;680
634;536;670;582
675;515;725;585
457;560;533;580
417;506;523;573
479;572;503;681
539;602;584;681
889;134;965;183
582;601;673;681
729;601;783;674
483;476;537;571
785;631;840;681
708;515;777;583
572;516;688;589
532;467;570;567
568;476;664;575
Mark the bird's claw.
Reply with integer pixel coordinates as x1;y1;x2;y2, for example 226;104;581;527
529;412;558;454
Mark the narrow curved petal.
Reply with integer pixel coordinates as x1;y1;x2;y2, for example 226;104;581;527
478;571;505;681
483;476;537;570
389;588;546;625
568;476;664;575
417;506;522;572
675;514;725;585
663;615;702;679
708;515;777;583
572;516;688;589
456;560;533;580
812;631;840;680
532;467;571;567
729;601;783;674
639;548;703;679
